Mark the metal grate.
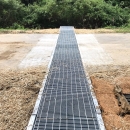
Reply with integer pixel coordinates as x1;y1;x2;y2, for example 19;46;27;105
32;26;100;130
124;94;130;104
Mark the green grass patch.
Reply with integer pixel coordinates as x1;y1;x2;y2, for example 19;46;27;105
0;28;28;34
105;26;130;33
115;27;130;33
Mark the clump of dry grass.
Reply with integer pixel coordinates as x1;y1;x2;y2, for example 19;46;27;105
0;66;46;130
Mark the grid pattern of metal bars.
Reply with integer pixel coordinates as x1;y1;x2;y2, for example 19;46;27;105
32;26;100;130
124;94;130;103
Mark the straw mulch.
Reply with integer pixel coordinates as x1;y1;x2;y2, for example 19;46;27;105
0;66;46;130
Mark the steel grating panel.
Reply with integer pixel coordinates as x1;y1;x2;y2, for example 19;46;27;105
32;26;100;130
124;94;130;103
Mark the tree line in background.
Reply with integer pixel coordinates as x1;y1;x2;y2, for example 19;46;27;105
0;0;130;29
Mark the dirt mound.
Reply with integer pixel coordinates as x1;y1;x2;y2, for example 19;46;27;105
0;66;46;130
89;65;130;130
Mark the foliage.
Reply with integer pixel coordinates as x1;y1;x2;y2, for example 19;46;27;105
105;0;130;8
0;0;25;28
0;0;130;29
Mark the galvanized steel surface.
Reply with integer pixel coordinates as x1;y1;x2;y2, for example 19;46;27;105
32;26;100;130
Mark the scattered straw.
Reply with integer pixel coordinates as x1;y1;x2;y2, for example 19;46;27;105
0;66;46;130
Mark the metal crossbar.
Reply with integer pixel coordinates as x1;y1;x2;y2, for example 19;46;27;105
32;26;100;130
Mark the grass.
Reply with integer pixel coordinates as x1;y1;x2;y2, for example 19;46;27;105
0;29;27;34
115;27;130;33
105;26;130;33
0;26;130;34
0;28;59;34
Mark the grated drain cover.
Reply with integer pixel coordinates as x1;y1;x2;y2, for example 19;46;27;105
124;94;130;103
32;26;100;130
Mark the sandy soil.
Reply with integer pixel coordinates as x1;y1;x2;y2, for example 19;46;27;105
0;66;46;130
0;34;57;130
0;34;44;44
95;34;130;65
0;42;34;69
75;29;116;34
0;29;59;34
0;34;43;69
0;33;130;130
102;43;130;65
0;29;116;34
78;34;130;130
86;65;130;130
0;34;57;69
78;34;130;66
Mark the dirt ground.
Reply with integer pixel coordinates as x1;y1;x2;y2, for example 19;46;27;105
79;33;130;130
95;34;130;65
0;34;55;130
0;34;57;69
75;29;116;34
0;66;46;130
0;31;130;130
85;65;130;130
0;42;34;69
0;29;59;34
0;28;116;34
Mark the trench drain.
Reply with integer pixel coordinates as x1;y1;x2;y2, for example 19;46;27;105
124;94;130;103
27;26;105;130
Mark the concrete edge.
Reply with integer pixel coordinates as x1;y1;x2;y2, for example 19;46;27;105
74;32;106;130
26;34;58;130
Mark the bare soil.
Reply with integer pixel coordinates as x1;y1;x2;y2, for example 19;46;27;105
86;65;130;130
0;50;16;60
0;42;34;69
0;29;59;34
0;66;46;130
0;32;129;130
0;35;50;130
0;29;116;34
75;29;116;34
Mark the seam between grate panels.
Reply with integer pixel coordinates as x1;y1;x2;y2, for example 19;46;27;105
30;26;105;130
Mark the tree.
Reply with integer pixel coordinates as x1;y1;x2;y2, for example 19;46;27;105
0;0;25;28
